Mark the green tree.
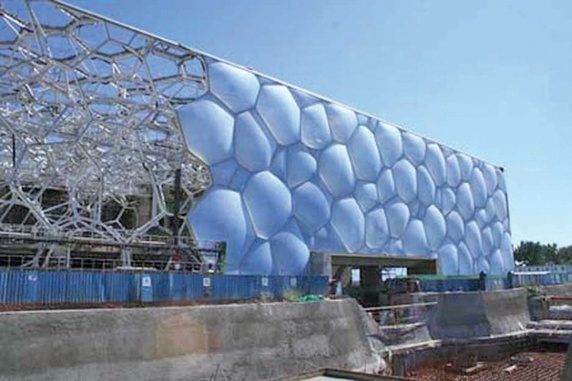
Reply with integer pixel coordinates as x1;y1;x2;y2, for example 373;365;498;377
514;241;558;266
556;246;572;264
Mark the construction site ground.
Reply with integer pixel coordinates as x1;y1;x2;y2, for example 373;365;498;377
406;348;566;381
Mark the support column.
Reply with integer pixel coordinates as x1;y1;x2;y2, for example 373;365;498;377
360;266;380;307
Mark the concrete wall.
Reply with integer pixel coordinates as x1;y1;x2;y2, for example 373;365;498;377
0;300;380;381
526;284;572;321
427;288;530;339
536;283;572;297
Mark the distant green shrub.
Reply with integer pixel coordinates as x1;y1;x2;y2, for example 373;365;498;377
283;289;302;302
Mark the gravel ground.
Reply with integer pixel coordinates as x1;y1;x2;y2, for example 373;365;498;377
406;350;566;381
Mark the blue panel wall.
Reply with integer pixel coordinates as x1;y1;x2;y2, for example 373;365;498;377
211;275;260;299
180;61;513;276
0;269;328;306
417;277;481;293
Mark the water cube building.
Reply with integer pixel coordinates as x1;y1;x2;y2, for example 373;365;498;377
0;0;512;275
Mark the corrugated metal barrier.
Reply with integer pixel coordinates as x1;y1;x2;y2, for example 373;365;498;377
509;271;572;288
417;277;481;292
412;272;572;292
516;265;572;274
412;274;509;292
0;268;328;306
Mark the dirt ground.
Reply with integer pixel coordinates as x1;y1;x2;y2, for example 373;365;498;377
406;349;566;381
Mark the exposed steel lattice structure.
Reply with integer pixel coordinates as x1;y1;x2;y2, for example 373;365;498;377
0;0;212;266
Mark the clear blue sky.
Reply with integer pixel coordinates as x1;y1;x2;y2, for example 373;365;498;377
68;0;572;247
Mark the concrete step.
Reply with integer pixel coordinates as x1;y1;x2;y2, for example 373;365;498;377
528;318;572;344
528;320;572;330
529;329;572;344
379;322;427;331
377;322;432;347
374;306;432;326
385;339;441;354
548;305;572;320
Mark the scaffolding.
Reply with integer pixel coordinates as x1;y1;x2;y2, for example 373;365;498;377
0;0;216;268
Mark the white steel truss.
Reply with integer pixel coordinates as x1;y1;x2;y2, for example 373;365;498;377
0;0;212;261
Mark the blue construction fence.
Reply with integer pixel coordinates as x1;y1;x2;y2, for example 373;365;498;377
0;268;329;306
408;273;508;293
515;265;572;274
508;271;572;288
408;271;572;292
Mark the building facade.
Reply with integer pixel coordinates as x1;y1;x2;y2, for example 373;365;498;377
180;60;513;275
0;0;513;275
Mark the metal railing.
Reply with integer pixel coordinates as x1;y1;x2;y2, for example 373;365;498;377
0;253;223;273
515;265;572;274
364;302;437;325
0;223;223;252
0;223;227;272
508;271;572;287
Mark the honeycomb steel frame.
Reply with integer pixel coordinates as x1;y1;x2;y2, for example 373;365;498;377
0;0;213;266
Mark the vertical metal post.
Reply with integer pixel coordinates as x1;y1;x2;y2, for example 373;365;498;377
171;168;182;269
121;246;131;267
479;271;487;291
172;168;182;244
66;246;71;269
12;134;16;168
